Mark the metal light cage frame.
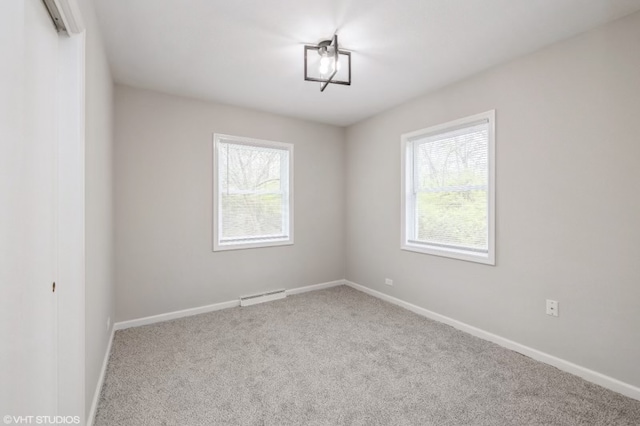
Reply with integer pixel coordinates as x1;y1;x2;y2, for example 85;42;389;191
304;34;351;92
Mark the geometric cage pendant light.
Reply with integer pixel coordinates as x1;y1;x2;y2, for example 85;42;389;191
304;34;351;92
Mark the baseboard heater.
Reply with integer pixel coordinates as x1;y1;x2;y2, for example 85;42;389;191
240;289;286;307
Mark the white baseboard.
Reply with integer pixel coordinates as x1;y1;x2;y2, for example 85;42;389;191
113;279;345;331
344;280;640;401
286;279;344;296
114;299;240;331
87;324;115;426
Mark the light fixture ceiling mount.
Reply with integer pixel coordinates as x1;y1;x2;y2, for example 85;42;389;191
304;34;351;92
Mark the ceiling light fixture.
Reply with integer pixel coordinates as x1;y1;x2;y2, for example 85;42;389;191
304;34;351;92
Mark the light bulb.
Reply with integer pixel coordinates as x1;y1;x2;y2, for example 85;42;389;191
319;56;331;75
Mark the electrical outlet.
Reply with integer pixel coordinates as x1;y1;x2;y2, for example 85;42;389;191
546;300;559;317
385;278;393;286
106;316;111;331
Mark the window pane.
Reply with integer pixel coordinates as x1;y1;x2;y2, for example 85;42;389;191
220;143;283;193
415;123;488;192
221;193;284;239
416;190;488;251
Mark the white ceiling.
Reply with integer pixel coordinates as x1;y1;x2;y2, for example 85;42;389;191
95;0;640;127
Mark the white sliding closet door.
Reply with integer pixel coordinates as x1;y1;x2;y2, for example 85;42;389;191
1;0;67;416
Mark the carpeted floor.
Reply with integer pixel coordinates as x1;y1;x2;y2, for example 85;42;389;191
94;286;640;425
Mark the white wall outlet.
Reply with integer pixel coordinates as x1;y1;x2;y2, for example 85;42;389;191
546;300;559;317
385;278;393;286
106;316;111;331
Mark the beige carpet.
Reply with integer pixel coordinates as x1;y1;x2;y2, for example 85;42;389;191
94;286;640;425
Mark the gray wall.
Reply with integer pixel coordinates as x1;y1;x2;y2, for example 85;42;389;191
114;86;345;321
345;12;640;388
79;0;115;417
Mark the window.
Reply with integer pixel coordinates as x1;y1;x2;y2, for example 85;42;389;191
401;111;495;265
213;134;293;251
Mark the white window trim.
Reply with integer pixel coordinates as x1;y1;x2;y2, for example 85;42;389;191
212;133;294;252
400;110;496;265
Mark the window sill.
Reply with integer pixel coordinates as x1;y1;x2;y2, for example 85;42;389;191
213;238;293;252
401;242;495;265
